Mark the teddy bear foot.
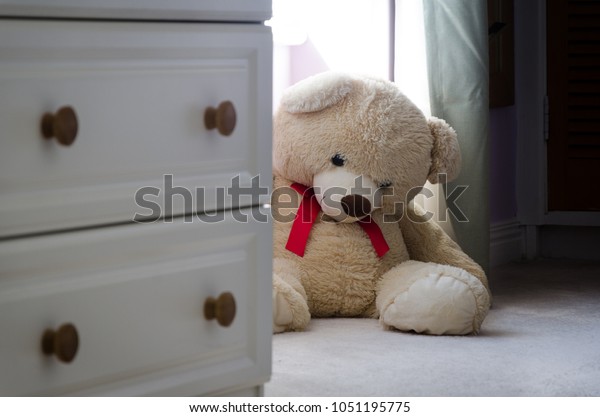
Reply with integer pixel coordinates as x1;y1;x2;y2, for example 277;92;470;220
273;273;311;333
378;261;490;335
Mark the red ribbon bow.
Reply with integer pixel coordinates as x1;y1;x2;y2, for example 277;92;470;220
285;183;390;258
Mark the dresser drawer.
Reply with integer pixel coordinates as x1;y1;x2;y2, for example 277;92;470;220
0;0;271;22
0;208;272;396
0;20;272;238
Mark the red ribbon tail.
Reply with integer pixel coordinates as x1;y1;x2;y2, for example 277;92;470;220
285;184;321;257
285;200;311;257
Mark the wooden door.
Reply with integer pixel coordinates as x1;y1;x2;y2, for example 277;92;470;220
547;0;600;211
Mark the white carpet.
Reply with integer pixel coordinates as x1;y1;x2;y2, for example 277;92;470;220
265;260;600;396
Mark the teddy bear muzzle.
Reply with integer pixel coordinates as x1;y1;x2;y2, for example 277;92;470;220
341;194;371;218
313;168;380;223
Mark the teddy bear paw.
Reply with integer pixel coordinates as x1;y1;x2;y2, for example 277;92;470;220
381;266;490;335
273;274;311;333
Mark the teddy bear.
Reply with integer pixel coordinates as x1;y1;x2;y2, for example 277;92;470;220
271;71;491;335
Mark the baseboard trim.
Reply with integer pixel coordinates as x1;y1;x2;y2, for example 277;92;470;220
490;219;524;267
540;225;600;261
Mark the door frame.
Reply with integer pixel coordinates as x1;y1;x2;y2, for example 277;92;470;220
515;0;600;243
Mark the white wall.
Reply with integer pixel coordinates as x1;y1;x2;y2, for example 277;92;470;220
269;0;390;106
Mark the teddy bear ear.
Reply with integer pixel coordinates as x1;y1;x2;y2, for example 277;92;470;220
427;117;462;183
280;72;354;114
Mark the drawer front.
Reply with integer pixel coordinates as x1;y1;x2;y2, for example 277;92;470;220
0;20;272;238
0;208;272;396
0;0;271;22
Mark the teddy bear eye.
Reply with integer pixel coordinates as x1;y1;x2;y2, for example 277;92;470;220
378;181;392;188
331;154;345;167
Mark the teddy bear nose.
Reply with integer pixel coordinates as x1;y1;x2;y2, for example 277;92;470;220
341;194;371;218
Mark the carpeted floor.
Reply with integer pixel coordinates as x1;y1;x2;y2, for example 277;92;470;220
265;259;600;396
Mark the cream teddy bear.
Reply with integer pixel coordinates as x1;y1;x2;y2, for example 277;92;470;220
272;72;490;335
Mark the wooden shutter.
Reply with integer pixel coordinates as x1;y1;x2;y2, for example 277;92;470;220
547;0;600;211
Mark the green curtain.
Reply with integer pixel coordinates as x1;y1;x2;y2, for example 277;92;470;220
423;0;490;272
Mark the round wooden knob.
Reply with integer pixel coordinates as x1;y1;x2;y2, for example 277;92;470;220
204;292;236;327
41;106;78;146
41;323;79;363
204;101;236;136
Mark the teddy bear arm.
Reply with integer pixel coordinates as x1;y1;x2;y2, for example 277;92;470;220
399;204;489;292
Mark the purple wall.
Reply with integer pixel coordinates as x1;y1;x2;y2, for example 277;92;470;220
489;106;518;223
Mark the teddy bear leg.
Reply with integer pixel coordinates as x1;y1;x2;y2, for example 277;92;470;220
376;260;490;335
273;258;311;333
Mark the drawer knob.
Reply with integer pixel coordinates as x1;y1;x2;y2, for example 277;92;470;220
204;101;236;136
41;106;79;146
204;292;236;327
41;323;79;363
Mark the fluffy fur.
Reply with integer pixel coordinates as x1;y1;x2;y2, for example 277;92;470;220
272;72;490;335
427;117;462;183
281;71;354;114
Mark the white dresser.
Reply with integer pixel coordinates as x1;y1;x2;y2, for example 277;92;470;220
0;1;273;396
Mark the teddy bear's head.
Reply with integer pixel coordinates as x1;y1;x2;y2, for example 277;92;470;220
273;72;460;223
